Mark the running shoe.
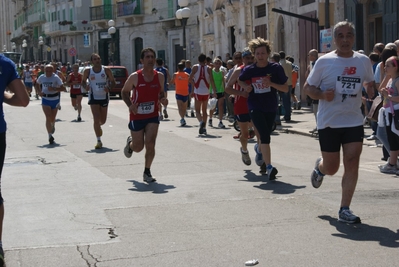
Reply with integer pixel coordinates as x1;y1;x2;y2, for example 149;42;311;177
259;162;266;175
254;143;264;166
180;119;186;127
311;157;324;188
199;121;206;134
49;136;54;145
143;172;156;183
159;114;164;121
163;109;168;119
379;162;397;174
124;136;133;158
218;121;226;128
77;116;82;122
338;209;361;224
51;124;55;134
57;103;61;110
267;166;278;180
191;110;195;117
240;148;251;166
208;119;213;127
95;141;103;149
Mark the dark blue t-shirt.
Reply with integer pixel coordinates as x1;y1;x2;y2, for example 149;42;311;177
239;62;287;112
0;55;19;133
155;66;168;90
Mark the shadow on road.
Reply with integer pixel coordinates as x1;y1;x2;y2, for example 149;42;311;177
254;180;306;194
241;170;306;194
319;215;399;248
127;180;176;194
85;147;120;153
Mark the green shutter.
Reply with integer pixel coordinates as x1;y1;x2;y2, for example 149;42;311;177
168;0;174;18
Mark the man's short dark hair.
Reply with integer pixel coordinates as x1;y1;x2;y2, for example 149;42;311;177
156;58;164;65
177;62;185;71
198;53;206;63
272;53;281;62
140;47;156;59
368;52;379;63
279;51;286;58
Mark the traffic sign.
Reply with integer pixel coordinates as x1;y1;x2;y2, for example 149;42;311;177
46;47;51;52
68;47;77;57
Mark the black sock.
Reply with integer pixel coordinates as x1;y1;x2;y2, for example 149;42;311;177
144;168;151;174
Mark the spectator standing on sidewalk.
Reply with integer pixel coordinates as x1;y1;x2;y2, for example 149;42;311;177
0;54;29;266
279;51;293;122
378;56;399;174
286;56;301;110
304;21;375;224
238;37;288;180
375;47;398;161
305;49;319;133
122;47;167;183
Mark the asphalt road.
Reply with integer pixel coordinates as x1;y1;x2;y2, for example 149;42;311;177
2;91;398;267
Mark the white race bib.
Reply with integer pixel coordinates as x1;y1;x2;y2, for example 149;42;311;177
251;77;270;94
137;101;155;114
73;84;81;89
336;76;361;95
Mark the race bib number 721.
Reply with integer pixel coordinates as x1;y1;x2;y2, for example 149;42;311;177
336;76;361;94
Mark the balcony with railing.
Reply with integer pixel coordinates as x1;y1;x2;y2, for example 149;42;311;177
90;4;113;23
27;12;46;26
43;21;62;35
116;0;144;24
64;20;95;35
11;26;24;41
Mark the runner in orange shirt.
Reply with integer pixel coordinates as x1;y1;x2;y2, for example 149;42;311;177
170;62;191;126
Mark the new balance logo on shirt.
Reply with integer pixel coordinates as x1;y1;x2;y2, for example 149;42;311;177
342;67;357;75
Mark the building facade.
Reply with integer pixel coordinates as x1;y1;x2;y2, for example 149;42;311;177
1;0;398;97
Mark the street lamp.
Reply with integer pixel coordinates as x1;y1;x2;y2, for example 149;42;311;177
11;42;16;52
108;20;116;65
22;39;27;62
175;0;191;60
38;36;44;62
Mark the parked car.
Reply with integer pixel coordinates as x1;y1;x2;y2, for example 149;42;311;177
108;66;129;98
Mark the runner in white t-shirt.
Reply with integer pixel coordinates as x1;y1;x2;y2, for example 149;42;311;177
304;21;375;224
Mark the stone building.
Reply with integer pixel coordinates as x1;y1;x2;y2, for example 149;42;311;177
1;0;399;97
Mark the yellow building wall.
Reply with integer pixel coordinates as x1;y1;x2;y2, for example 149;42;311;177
92;0;102;6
